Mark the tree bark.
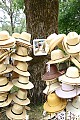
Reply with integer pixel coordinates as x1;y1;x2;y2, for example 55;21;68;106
24;0;59;104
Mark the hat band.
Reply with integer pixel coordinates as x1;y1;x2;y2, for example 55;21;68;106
18;80;29;85
0;39;9;41
72;104;78;109
51;56;64;61
16;53;27;57
0;95;8;103
11;109;23;115
16;95;27;100
47;81;58;86
16;66;27;72
0;82;8;87
66;42;79;46
65;74;79;78
61;87;75;92
0;67;7;73
19;38;29;43
47;101;60;107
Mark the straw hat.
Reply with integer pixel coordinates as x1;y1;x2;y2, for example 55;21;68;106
66;96;80;115
16;32;31;46
13;89;30;105
70;53;80;69
6;103;26;119
0;31;15;45
63;32;80;54
42;64;63;81
0;63;13;75
12;75;34;89
13;62;30;76
0;76;13;92
43;93;67;113
11;46;32;62
43;79;60;94
55;83;80;99
59;66;80;85
12;33;20;39
0;92;12;107
46;33;57;45
46;49;70;64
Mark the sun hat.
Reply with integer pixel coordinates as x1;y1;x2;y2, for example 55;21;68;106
59;66;80;85
12;75;34;89
16;32;31;46
0;76;13;92
6;103;26;119
46;49;70;64
66;96;80;116
43;79;60;94
11;46;33;62
55;83;80;99
13;61;30;77
0;63;13;75
43;93;67;113
13;89;30;105
0;92;12;107
42;64;64;81
63;32;80;54
49;34;66;52
46;33;57;45
0;31;15;45
12;33;20;39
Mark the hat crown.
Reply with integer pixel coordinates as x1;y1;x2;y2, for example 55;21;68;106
66;67;79;78
0;64;6;73
17;47;28;56
51;49;65;61
0;77;8;86
0;31;10;40
17;89;27;99
0;93;8;101
47;93;61;107
20;32;31;41
12;33;20;39
16;62;28;71
46;33;57;45
19;75;29;83
62;83;75;91
12;104;23;114
72;96;80;109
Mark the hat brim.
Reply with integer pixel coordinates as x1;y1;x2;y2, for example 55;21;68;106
43;113;55;119
71;57;80;69
13;66;30;77
12;79;34;89
0;42;15;48
11;54;33;62
16;39;31;46
55;87;80;99
0;93;12;107
6;107;26;119
43;99;67;113
12;92;30;105
46;55;70;64
0;64;13;75
0;37;15;45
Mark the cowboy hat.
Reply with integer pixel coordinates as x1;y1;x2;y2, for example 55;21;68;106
12;75;34;89
46;49;70;64
0;92;12;107
6;103;26;119
43;93;67;113
55;83;80;99
63;32;80;54
13;61;30;77
11;46;33;62
13;89;30;105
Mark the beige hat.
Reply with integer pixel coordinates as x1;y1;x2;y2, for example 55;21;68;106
13;89;30;105
12;33;20;39
0;76;13;92
46;33;57;45
6;103;26;119
47;49;70;64
0;64;13;75
12;75;34;89
11;46;33;62
0;92;12;107
13;62;30;76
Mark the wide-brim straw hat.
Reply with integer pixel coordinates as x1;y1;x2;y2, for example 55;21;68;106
43;93;67;113
46;33;57;45
0;93;12;107
46;49;70;64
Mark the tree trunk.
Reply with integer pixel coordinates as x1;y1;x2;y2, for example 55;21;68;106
24;0;59;104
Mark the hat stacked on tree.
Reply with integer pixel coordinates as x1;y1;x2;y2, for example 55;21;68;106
6;32;34;120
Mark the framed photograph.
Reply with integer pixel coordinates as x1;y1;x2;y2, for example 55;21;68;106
33;39;48;56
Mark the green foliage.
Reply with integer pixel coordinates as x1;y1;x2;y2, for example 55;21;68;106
13;0;24;10
58;0;80;34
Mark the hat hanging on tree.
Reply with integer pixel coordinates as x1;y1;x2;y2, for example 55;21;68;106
46;33;57;45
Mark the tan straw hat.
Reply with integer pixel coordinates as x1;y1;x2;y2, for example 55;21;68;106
0;92;12;107
11;46;32;62
43;93;67;113
6;103;26;119
0;63;13;75
13;61;30;76
46;49;70;64
13;89;30;105
46;33;57;45
12;75;34;89
12;33;20;39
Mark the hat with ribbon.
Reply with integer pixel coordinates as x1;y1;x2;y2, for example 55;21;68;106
0;92;12;107
13;89;30;105
11;46;32;62
12;75;34;89
46;49;70;64
6;103;26;119
43;93;67;113
55;83;80;99
13;61;30;77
